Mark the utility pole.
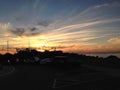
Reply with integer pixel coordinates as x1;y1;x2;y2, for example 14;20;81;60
29;39;31;48
28;39;31;52
7;40;9;53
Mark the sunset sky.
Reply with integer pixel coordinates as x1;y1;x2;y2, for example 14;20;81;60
0;0;120;54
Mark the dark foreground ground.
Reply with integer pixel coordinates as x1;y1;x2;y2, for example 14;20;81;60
0;64;120;90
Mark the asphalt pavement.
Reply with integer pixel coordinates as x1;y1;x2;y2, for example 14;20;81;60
0;64;120;90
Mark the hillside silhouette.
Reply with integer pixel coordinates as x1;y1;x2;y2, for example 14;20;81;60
0;48;120;68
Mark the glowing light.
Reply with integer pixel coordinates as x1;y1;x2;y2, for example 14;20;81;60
37;49;45;52
16;59;19;62
8;60;10;63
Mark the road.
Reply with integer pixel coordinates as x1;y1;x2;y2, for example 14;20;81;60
0;65;15;77
0;64;120;90
82;64;120;77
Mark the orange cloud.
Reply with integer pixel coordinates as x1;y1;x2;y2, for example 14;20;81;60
108;37;120;44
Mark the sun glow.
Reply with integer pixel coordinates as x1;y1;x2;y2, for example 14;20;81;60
0;1;120;54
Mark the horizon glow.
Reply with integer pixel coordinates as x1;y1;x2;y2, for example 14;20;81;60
0;0;120;54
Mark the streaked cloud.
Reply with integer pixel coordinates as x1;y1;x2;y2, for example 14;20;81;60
0;23;11;31
51;18;120;33
94;2;120;9
108;37;120;44
0;1;120;53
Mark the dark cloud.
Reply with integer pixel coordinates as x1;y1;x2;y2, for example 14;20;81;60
10;28;25;36
9;26;42;37
38;20;53;27
24;32;42;37
30;27;38;31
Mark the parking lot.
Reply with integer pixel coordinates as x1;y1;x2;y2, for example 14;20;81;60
0;64;120;90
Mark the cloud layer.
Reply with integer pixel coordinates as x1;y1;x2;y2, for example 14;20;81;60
0;1;120;53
